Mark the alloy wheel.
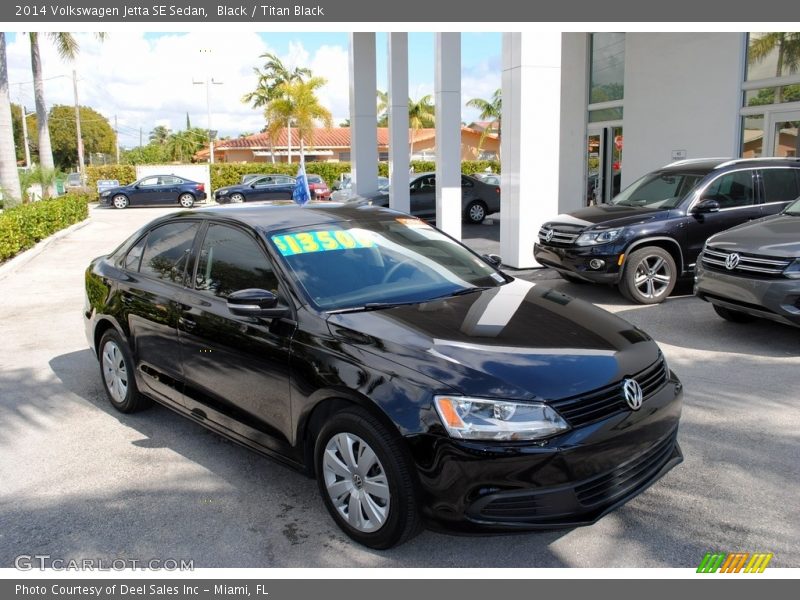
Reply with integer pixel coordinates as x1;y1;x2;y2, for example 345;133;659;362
633;255;672;299
101;340;128;403
179;193;195;208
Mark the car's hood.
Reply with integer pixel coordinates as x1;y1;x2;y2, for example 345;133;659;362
326;279;661;402
546;204;666;229
707;213;800;257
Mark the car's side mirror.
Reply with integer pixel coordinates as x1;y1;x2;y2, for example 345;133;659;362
482;254;503;267
692;198;721;214
227;288;289;318
133;185;140;189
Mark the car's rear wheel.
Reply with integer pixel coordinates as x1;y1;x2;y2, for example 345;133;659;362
619;246;677;304
464;200;488;224
178;193;195;208
230;193;245;203
712;304;757;323
315;407;421;549
112;194;129;209
559;271;587;284
98;330;151;413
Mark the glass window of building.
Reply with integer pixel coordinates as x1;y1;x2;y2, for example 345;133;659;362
589;33;625;104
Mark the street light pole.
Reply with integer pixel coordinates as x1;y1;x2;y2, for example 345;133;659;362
194;48;223;164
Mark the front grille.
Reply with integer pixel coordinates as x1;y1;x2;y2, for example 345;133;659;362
702;247;792;277
538;226;580;245
574;432;677;507
549;358;668;428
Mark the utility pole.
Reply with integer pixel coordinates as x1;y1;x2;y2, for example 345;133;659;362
114;115;119;163
72;70;85;182
139;126;142;147
193;48;223;164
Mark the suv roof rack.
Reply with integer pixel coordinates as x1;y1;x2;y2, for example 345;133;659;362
714;156;800;169
661;158;731;168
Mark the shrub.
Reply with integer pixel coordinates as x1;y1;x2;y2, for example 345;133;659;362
85;165;137;191
0;193;90;262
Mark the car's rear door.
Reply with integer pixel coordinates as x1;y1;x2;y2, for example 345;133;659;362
410;175;436;217
177;221;296;452
758;167;800;217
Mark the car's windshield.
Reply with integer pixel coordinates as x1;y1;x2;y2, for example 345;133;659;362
611;171;705;209
269;217;507;310
784;197;800;215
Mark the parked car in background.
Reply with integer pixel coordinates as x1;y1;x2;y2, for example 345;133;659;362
352;172;501;224
84;203;683;549
534;157;800;304
330;176;390;203
474;172;500;186
100;175;206;209
96;179;120;197
307;174;331;200
695;196;800;327
215;174;296;203
241;173;265;184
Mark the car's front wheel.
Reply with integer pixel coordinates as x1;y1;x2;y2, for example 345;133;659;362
98;329;151;413
619;246;677;304
112;194;129;209
315;407;421;549
178;193;195;208
464;200;488;224
712;304;757;323
230;193;245;203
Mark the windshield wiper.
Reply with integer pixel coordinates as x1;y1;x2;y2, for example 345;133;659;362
446;286;493;297
326;300;421;314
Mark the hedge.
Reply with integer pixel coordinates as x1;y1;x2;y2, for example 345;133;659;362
0;193;91;262
87;160;501;192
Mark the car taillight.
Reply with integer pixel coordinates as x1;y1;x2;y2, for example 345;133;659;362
196;184;205;192
495;187;500;194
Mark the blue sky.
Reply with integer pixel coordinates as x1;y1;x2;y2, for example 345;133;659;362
6;32;501;147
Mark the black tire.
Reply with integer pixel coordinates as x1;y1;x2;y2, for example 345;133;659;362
112;194;129;209
464;200;488;224
98;329;151;413
314;407;422;549
559;271;587;284
178;193;195;208
619;246;677;304
713;304;757;323
230;193;245;203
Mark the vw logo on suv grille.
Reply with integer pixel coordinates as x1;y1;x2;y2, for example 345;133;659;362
544;229;555;243
725;252;741;271
622;378;643;410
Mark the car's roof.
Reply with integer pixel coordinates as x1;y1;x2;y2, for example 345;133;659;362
167;202;398;233
660;157;800;174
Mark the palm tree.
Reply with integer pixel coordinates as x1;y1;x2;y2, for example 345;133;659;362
748;33;800;104
408;95;435;160
265;77;332;163
242;52;311;163
466;88;501;152
149;125;171;145
0;33;22;206
377;90;389;127
28;32;106;195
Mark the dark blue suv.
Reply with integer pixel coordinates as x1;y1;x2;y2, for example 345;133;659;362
534;158;800;303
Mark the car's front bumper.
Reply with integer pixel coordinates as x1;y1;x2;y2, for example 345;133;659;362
695;262;800;327
408;374;683;531
534;242;624;283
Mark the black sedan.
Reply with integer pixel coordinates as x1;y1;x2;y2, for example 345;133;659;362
215;174;296;204
99;175;206;209
84;203;683;548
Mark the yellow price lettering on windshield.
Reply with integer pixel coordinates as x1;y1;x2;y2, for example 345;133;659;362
271;230;374;256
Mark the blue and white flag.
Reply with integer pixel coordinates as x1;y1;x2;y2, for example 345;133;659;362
292;140;312;206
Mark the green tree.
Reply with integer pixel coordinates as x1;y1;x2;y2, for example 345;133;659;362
408;95;435;160
265;77;332;163
149;125;171;145
121;143;168;165
377;90;389;127
748;33;800;104
47;105;115;170
165;128;207;162
466;88;501;151
0;33;22;205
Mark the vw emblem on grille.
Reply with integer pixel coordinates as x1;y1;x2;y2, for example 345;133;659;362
725;252;741;271
622;378;643;410
544;229;555;243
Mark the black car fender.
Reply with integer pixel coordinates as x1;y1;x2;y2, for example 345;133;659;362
623;236;685;274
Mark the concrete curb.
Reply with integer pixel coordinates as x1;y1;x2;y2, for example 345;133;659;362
0;217;91;282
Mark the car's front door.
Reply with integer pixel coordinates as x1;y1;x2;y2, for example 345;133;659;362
132;176;162;205
684;169;762;266
124;220;200;404
409;175;436;217
178;222;296;452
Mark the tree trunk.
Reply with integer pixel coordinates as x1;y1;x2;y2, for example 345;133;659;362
775;36;785;105
0;33;22;206
30;33;56;197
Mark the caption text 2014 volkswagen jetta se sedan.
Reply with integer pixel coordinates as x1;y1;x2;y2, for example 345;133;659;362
84;203;683;548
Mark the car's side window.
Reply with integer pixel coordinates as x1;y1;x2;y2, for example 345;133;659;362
461;177;474;188
160;176;181;185
139;177;160;187
194;224;279;299
139;221;200;283
761;169;800;203
702;171;755;208
123;236;147;271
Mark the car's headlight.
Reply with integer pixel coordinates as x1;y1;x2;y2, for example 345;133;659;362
434;396;570;441
783;258;800;279
217;189;228;195
575;228;623;246
100;190;111;197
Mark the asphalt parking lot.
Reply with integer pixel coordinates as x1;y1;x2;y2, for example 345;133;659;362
0;205;798;568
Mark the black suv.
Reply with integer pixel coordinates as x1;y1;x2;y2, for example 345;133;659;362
534;158;800;303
